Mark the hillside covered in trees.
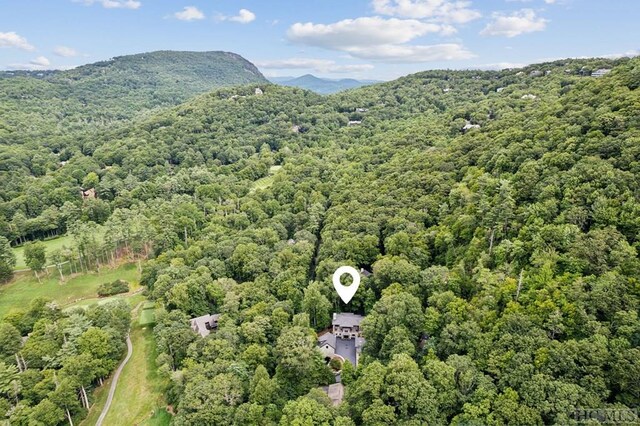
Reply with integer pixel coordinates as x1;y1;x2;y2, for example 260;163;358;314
1;54;639;424
0;51;267;174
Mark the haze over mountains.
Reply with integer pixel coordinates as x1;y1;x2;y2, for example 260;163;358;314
270;74;382;94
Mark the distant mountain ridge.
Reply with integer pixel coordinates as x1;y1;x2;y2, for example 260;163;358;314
271;74;382;94
60;50;266;90
1;50;265;84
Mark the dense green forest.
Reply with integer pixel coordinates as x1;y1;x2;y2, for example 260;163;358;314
0;50;266;238
0;299;130;425
1;53;639;424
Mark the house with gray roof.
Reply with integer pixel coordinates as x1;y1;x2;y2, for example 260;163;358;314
318;331;337;359
592;68;611;78
360;267;372;278
321;383;345;406
190;313;220;337
318;312;366;366
462;121;481;132
332;312;364;339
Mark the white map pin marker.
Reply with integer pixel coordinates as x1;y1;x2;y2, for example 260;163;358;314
333;266;361;304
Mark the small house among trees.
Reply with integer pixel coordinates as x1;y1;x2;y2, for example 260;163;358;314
321;383;344;406
318;313;366;366
190;313;220;337
462;121;481;132
592;68;611;78
81;188;96;199
360;267;372;278
332;312;363;339
318;331;336;359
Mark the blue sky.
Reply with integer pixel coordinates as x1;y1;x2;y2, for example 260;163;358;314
0;0;638;80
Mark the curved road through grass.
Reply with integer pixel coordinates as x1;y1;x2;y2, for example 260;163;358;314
96;334;133;426
96;333;133;426
96;301;142;425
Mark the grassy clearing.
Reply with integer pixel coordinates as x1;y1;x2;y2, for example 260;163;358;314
83;301;169;425
139;306;156;326
250;165;283;192
66;292;146;312
0;263;139;318
144;409;172;425
12;234;74;270
12;230;105;270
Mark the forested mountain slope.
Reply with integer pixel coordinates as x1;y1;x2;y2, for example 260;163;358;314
1;56;640;424
0;50;266;146
0;51;267;241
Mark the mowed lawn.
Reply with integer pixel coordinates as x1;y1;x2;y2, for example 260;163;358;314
250;165;282;192
82;302;170;426
0;263;139;318
12;234;75;270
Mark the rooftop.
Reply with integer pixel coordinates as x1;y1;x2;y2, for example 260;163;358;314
333;312;364;328
190;313;220;338
318;332;337;349
592;69;611;77
326;383;344;406
360;267;372;277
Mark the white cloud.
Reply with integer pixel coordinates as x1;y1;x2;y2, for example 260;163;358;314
481;9;547;37
219;9;256;24
53;45;79;57
287;16;472;63
174;6;205;21
102;0;140;8
470;61;526;70
75;0;141;10
8;56;51;70
0;32;35;51
257;58;374;73
344;43;475;62
372;0;481;23
508;0;560;4
30;56;50;67
288;17;455;50
599;49;639;59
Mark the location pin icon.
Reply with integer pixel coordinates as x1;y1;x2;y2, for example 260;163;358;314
332;266;361;304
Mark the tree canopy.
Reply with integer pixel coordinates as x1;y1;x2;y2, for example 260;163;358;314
1;54;640;424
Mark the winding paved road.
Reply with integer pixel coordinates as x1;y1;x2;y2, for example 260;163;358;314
96;333;133;426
